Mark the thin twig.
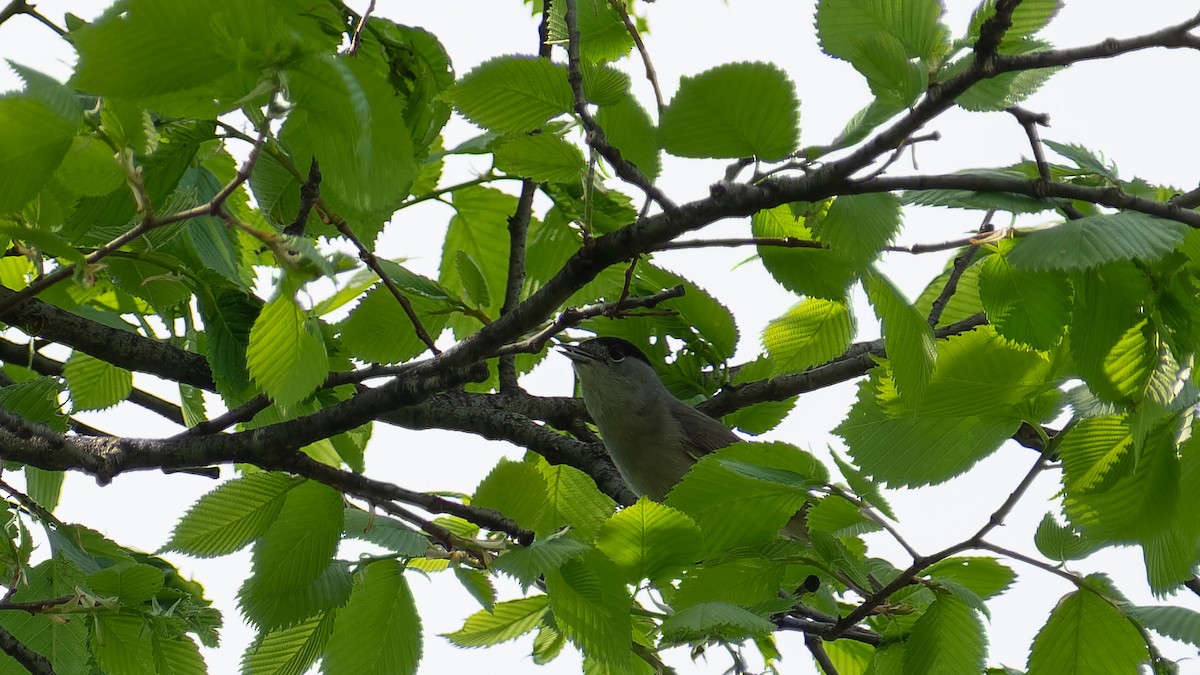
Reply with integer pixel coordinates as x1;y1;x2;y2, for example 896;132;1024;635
284;159;322;236
346;0;375;55
927;210;995;327
562;0;676;213
494;285;686;357
335;221;441;356
805;634;840;675
1006;106;1085;219
650;237;823;252
606;0;664;114
853;132;941;182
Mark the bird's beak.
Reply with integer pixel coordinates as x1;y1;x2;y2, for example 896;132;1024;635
557;343;595;364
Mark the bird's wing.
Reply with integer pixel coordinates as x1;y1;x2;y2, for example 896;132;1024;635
668;401;742;462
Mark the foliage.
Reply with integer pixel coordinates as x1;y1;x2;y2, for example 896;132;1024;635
0;0;1196;674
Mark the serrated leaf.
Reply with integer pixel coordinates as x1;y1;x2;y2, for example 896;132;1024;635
534;460;617;540
0;98;75;213
241;612;335;675
836;378;1021;487
473;459;548;531
903;595;985;675
816;193;902;268
0;376;67;432
816;0;949;62
864;267;936;402
343;508;428;557
752;203;855;300
341;285;449;365
455;250;492;309
0;560;88;673
544;552;632;669
166;472;301;558
967;0;1063;47
1034;513;1102;561
246;292;329;409
443;595;548;648
62;351;132;412
596;96;660;181
440;186;514;336
322;561;421;675
924;557;1015;600
493;133;586;183
661;602;774;643
105;257;193;310
89;562;164;604
1009;212;1188;271
1127;605;1200;649
454;567;496;611
806;495;881;537
492;530;589;590
1027;589;1147;674
762;298;853;376
665;442;819;554
281;55;416;212
595;498;701;584
199;288;260;396
980;248;1073;350
445;56;573;134
660;62;798;161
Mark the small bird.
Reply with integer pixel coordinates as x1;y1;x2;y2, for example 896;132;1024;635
561;336;809;542
558;336;740;501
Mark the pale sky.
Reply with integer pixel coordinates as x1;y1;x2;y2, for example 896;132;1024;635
2;1;1200;673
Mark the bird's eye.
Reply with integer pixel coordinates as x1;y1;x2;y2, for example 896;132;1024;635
608;345;626;362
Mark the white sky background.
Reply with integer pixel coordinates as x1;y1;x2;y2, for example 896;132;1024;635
3;1;1200;673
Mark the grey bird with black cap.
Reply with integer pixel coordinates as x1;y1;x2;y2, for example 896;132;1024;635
560;336;809;541
558;336;742;501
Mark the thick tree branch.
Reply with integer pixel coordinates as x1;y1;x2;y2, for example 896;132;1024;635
0;624;52;675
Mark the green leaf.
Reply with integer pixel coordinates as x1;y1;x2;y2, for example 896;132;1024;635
455;250;492;309
0;98;76;213
634;263;739;361
980;248;1073;350
546;0;634;63
901;169;1054;214
903;595;985;675
864;267;936;402
52;135;125;197
443;595;548;648
879;326;1058;418
967;0;1063;47
924;557;1015;600
816;193;902;269
660;62;799;161
836;378;1021;487
665;442;818;554
473;459;549;531
241;612;335;675
93;613;159;675
1008;212;1188;271
595;498;702;584
1127;605;1200;649
440;186;515;335
322;561;422;675
660;602;774;643
534;459;617;540
493;133;586;183
816;0;949;62
454;567;496;611
580;62;631;106
846;32;928;108
544;552;632;669
198;289;259;396
595;97;660;181
806;495;881;537
239;481;349;630
531;623;566;665
341;285;449;365
1027;588;1147;674
1033;513;1102;561
166;472;302;558
105;257;193;310
281;55;416;212
24;467;64;513
763;298;853;376
343;508;428;557
246;292;329;409
951;42;1059;112
445;56;573;134
0;376;67;432
1069;263;1156;403
492;530;589;590
62;351;132;412
89;562;165;604
0;560;88;674
752;204;856;300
